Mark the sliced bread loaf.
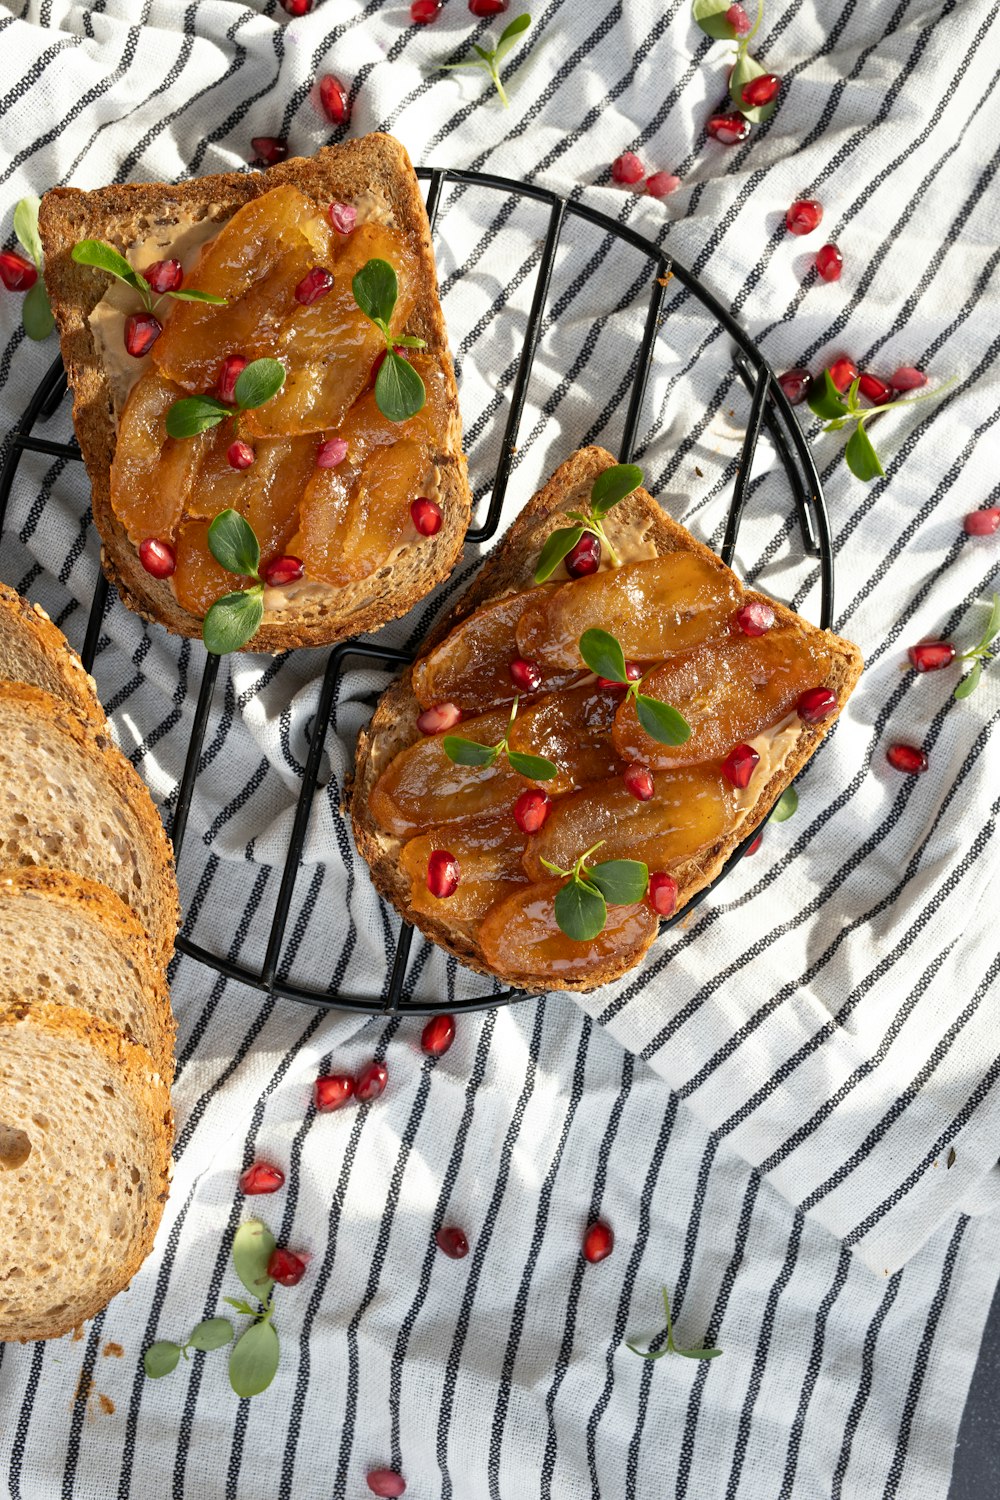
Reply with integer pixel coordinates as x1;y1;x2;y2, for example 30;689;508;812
0;584;102;723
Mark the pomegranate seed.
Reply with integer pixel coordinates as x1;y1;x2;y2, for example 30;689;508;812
416;701;463;735
887;742;928;775
267;1247;307;1286
858;373;893;405
816;243;844;282
317;436;348;468
646;171;681;199
144;258;182;294
295;266;334;305
742;73;780;107
217;354;248;405
227;439;255;471
785;199;823;236
726;2;752;34
964;509;1000;536
411;497;443;536
797;686;838;723
721;743;761;789
0;250;37;291
355;1061;388;1103
565;532;601;577
369;344;409;388
778;369;811;405
314;1074;355;1112
469;0;507;14
319;74;349;124
411;0;441;17
828;357;858;393
598;662;642;691
510;657;542;693
623;765;654;801
251;136;289;165
367;1473;406;1499
426;850;460;899
611;152;645;186
240;1162;285;1195
891;365;927;392
138;537;176;579
264;555;304;587
421;1014;456;1057
732;600;774;637
281;0;312;12
513;788;551;833
435;1226;469;1259
647;872;679;917
582;1220;614;1264
706;113;752;146
328;201;357;235
744;832;764;857
908;640;955;673
123;311;162;357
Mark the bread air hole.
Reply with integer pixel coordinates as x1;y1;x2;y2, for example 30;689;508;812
0;1123;31;1171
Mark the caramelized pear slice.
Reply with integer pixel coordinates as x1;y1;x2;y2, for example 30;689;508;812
185;428;317;563
368;709;527;839
515;554;741;670
110;370;206;543
507;683;622;796
401;816;528;926
478;880;658;984
172;518;255;618
522;769;736;881
614;629;830;767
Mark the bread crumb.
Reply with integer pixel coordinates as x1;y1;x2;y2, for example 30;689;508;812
99;1394;115;1415
103;1341;124;1358
71;1325;85;1342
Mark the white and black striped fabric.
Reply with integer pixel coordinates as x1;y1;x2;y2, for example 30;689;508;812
1;1;998;1496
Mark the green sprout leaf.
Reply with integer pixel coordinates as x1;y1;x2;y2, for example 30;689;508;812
844;422;884;483
692;0;741;39
392;333;428;349
587;859;649;906
187;1317;234;1353
71;239;151;306
534;525;584;584
554;878;607;942
164;394;231;438
966;592;1000;657
579;627;627;682
166;287;228;305
203;588;265;655
375;351;426;423
442;736;499;768
729;51;777;123
493;11;531;62
770;785;799;822
807;370;849;423
438;12;531;106
233;357;285;411
223;1297;257;1316
590;462;644;518
143;1340;182;1379
14;196;43;270
507;749;560;781
635;695;692;746
626;1286;723;1361
229;1317;280;1399
232;1219;277;1301
954;659;982;701
352;257;398;326
207;508;261;579
22;279;54;340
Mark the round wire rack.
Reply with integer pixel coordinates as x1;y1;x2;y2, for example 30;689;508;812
0;166;834;1016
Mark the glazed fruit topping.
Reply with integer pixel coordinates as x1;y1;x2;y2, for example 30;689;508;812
887;742;928;775
721;742;760;789
426;848;460;898
315;1074;355;1111
421;1013;456;1056
908;640;955;672
478;879;658;981
355;1061;388;1102
816;243;843;282
582;1220;614;1263
263;555;304;587
403;818;526;925
145;258;183;294
443;696;559;783
797;686;838;723
507;682;622;796
411;496;443;536
647;871;679;917
534;463;643;582
786;199;822;236
139;537;177;578
513;788;552;833
240;1162;285;1195
435;1226;470;1258
731;600;774;636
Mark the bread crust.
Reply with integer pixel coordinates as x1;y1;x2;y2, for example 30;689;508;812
351;446;864;994
0;582;103;723
37;135;470;651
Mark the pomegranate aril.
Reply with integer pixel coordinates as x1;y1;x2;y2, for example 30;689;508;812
328;201;357;236
565;532;601;577
421;1013;456;1057
227;440;255;471
887;742;928;775
411;0;442;19
124;311;162;358
355;1061;388;1103
295;266;334;305
646;171;681;199
742;73;780;107
367;1470;406;1498
744;832;764;857
427;849;460;899
252;136;289;166
416;701;463;735
623;765;655;801
597;662;643;691
816;243;844;282
706;113;752;146
778;369;811;405
240;1161;285;1195
582;1220;614;1264
217;353;248;405
468;0;507;14
647;871;678;917
0;250;37;291
611;152;644;186
411;497;443;536
509;657;542;693
858;373;892;405
144;258;182;294
267;1247;307;1286
264;554;304;587
315;1074;355;1112
908;640;955;673
964;508;1000;536
785;198;822;236
513;788;551;833
891;365;927;392
797;686;838;723
319;74;349;125
435;1226;470;1259
828;357;858;393
317;436;348;468
732;600;774;637
138;538;176;579
726;2;752;34
281;0;312;13
721;742;760;789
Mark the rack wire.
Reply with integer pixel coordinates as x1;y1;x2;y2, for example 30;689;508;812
0;167;834;1016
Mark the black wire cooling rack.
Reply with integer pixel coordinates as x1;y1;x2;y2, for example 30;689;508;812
0;167;834;1016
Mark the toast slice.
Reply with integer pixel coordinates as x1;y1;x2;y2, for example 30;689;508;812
37;135;470;652
0;1001;172;1342
0;583;102;723
352;446;864;993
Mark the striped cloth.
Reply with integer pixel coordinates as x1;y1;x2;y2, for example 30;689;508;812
1;0;998;1496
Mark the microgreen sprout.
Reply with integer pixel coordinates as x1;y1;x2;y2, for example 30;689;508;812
12;197;54;340
692;1;775;124
534;463;643;583
578;629;692;747
770;784;798;822
540;840;650;942
201;508;266;655
165;357;286;439
143;1318;234;1379
807;369;956;484
351;258;427;422
953;593;1000;701
439;13;531;108
442;695;559;781
626;1285;723;1362
71;237;226;315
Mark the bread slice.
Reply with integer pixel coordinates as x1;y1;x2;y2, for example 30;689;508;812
37;135;469;652
0;684;178;964
0;1001;172;1342
352;446;864;993
0;583;102;724
0;869;174;1077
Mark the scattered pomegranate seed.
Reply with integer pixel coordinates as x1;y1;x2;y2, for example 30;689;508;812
354;1061;388;1103
267;1247;307;1285
138;538;176;579
721;743;760;789
582;1220;614;1264
319;74;349;125
797;686;838;723
264;555;304;587
426;850;460;900
295;266;334;305
411;497;443;536
367;1473;405;1499
706;113;752;146
646;171;681;199
513;788;551;833
887;742;928;775
281;0;312;12
227;440;255;471
858;373;892;405
828;357;858;393
252;136;289;166
0;250;37;291
742;73;780;107
778;369;811;405
509;657;542;692
598;662;643;691
565;532;601;577
328;201;357;236
744;832;764;857
469;0;507;14
435;1226;470;1259
123;311;162;357
785;198;823;236
732;600;774;637
908;640;956;673
240;1162;285;1195
890;365;927;392
964;509;1000;536
623;766;655;801
317;436;348;468
411;0;442;18
421;1014;456;1057
144;258;182;294
217;353;248;405
416;701;463;735
647;872;678;917
315;1074;355;1112
816;243;844;282
369;345;409;388
611;152;645;186
726;2;752;34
